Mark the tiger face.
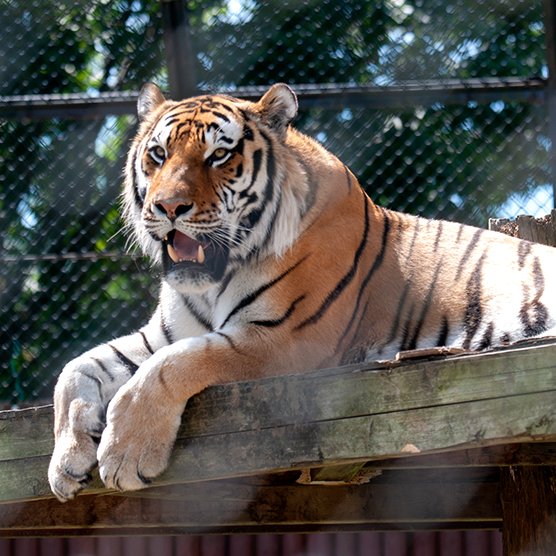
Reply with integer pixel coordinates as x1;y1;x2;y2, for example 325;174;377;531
124;83;300;293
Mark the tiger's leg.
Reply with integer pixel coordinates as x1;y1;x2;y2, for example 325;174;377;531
48;329;157;502
97;331;275;492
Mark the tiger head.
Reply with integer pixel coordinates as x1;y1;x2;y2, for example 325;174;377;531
123;83;311;293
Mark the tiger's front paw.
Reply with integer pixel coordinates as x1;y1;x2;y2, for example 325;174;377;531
97;380;183;492
48;399;105;502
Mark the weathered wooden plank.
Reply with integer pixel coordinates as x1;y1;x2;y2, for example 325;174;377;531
153;389;556;488
9;387;549;504
2;342;556;462
0;480;501;532
0;455;54;502
0;342;555;504
0;406;53;462
367;443;556;469
178;342;556;440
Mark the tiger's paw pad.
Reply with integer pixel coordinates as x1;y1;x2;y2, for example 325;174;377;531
96;392;179;492
97;429;172;492
48;442;96;503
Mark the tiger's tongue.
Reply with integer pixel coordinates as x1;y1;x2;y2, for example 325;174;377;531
167;231;207;263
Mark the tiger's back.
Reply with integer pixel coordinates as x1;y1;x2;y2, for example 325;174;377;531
48;83;556;502
343;211;556;362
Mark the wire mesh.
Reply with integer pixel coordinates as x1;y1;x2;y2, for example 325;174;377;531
0;0;553;405
0;0;166;96
192;0;546;89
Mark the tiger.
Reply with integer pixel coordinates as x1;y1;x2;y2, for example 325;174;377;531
48;82;556;502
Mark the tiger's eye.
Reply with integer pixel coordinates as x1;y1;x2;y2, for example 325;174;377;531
149;146;166;164
213;148;227;159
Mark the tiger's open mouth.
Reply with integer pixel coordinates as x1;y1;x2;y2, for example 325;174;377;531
163;230;228;280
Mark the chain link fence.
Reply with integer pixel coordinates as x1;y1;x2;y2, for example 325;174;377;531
0;0;554;406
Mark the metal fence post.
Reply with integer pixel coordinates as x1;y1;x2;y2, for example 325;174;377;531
543;0;556;208
160;0;197;100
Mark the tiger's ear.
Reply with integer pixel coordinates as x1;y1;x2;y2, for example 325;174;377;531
256;84;298;136
137;83;166;121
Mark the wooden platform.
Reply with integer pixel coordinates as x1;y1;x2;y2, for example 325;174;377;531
0;337;555;538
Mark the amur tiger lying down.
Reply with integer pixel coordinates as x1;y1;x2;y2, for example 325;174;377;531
48;83;556;502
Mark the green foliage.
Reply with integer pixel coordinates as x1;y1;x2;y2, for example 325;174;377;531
0;0;166;401
0;0;550;402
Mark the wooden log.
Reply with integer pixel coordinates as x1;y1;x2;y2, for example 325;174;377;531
366;443;556;469
501;466;556;555
489;210;556;247
489;218;511;234
1;341;556;503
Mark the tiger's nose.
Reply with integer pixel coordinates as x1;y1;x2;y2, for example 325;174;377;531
155;199;194;220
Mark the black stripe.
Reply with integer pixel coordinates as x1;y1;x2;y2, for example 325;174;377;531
344;165;353;193
165;107;200;124
477;322;494;350
519;256;548;337
175;120;191;135
217;272;234;299
251;295;305;328
260;133;275;204
399;305;416;352
139;331;154;355
243;124;254;141
239;149;264;226
221;255;308;328
132;149;144;207
231;138;245;159
214;331;241;353
456;223;465;242
239;149;262;201
406;218;421;261
209;100;236;114
296;194;371;331
182;295;212;332
383;280;411;348
436;317;449;347
455;228;483;281
347;298;372;357
251;135;279;254
462;255;485;350
403;260;443;351
174;100;203;111
91;357;115;381
210;111;231;123
207;121;227;133
433;221;443;252
294;155;318;216
259;191;281;253
160;310;174;344
199;100;235;114
77;369;103;387
518;240;532;270
109;345;139;375
335;203;390;349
